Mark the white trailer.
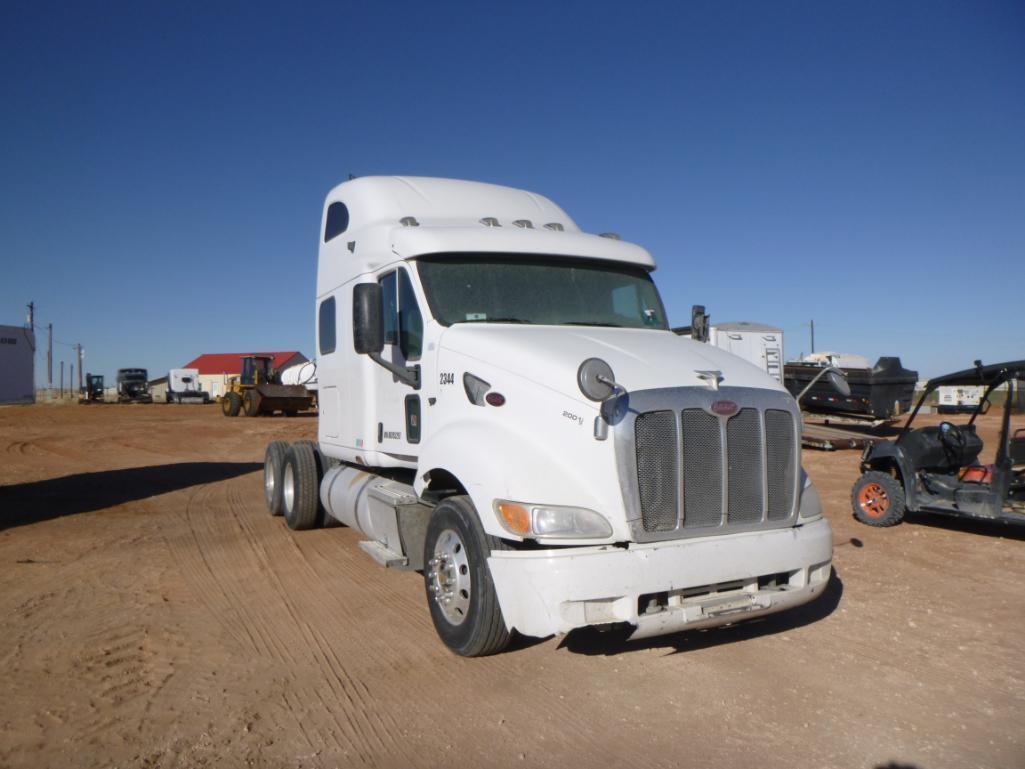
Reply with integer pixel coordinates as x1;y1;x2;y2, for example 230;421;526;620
0;325;35;405
708;322;784;383
263;177;832;656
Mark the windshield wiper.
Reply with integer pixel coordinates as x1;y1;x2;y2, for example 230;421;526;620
461;317;531;324
565;321;625;327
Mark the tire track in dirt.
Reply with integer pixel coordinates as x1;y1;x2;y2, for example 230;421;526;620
220;478;658;769
222;482;415;766
169;479;397;764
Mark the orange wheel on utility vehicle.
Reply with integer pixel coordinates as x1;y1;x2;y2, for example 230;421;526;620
858;482;889;517
851;470;906;527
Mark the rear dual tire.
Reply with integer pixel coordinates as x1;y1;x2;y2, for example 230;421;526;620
282;440;323;530
264;440;290;516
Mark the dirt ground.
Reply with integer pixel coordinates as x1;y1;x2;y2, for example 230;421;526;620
0;404;1022;769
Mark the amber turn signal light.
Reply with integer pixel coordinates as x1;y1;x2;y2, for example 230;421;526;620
496;501;530;535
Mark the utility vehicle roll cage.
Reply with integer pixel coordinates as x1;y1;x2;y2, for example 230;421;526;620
899;359;1025;457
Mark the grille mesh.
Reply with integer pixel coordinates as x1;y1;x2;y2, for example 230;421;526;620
727;408;764;524
635;411;679;531
681;409;723;527
765;409;796;520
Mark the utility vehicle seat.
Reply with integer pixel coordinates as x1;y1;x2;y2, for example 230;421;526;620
1010;428;1025;466
900;424;984;472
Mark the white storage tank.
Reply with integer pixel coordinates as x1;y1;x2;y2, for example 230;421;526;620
279;360;318;390
0;325;36;404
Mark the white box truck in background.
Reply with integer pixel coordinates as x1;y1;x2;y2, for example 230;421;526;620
262;176;833;656
709;322;784;383
0;325;35;405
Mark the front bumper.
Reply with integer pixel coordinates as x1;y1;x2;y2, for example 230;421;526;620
488;516;832;639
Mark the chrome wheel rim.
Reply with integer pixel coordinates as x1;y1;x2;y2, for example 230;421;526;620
283;463;295;514
427;528;471;625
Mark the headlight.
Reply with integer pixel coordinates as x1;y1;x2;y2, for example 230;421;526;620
494;500;613;539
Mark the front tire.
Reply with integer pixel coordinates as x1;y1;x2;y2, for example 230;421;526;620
222;392;242;417
264;440;290;516
423;496;511;657
852;470;906;526
282;441;321;530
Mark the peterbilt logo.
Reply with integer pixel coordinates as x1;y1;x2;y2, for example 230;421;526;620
711;400;739;417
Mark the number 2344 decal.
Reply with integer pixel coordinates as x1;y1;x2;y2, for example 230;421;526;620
439;372;455;386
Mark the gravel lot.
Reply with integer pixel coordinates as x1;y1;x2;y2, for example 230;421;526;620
1;403;1022;769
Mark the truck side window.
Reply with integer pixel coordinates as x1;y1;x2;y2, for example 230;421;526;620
324;202;349;242
318;296;336;355
379;271;398;346
398;269;423;361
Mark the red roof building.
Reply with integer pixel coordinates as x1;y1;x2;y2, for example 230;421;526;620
184;352;308;376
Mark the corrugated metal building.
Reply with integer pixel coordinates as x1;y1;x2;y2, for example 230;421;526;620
0;325;35;404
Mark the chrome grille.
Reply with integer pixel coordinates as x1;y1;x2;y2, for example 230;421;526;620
727;408;763;524
630;395;798;539
765;409;797;520
635;410;678;532
681;409;723;528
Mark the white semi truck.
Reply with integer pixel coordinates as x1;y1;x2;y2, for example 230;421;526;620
166;368;210;403
263;176;833;656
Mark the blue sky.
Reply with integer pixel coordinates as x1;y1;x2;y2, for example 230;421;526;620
1;1;1022;385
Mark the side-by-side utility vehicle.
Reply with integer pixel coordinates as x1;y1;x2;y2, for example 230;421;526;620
852;360;1025;527
263;176;833;656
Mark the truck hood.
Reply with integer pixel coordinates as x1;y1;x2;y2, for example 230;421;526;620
439;325;788;403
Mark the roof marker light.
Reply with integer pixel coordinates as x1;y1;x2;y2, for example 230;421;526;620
400;216;420;227
513;219;534;229
479;217;501;227
543;222;564;231
599;232;620;240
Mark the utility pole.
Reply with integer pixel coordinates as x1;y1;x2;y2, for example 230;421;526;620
60;361;64;398
47;324;53;390
26;301;34;331
76;344;83;391
809;319;815;354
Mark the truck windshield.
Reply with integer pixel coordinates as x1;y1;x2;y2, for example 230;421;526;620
416;255;668;330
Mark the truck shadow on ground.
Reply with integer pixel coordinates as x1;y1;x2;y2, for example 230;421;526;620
559;568;844;657
0;462;261;530
901;511;1025;541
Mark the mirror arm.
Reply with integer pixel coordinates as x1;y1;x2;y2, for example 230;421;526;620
796;365;846;403
368;353;421;390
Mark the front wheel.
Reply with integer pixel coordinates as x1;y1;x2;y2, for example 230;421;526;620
423;496;511;657
852;470;906;527
222;392;242;417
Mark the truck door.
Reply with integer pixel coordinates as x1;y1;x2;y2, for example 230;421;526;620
373;266;425;460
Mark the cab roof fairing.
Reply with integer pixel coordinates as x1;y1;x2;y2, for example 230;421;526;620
321;176;580;235
316;182;658;298
316;222;657;298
